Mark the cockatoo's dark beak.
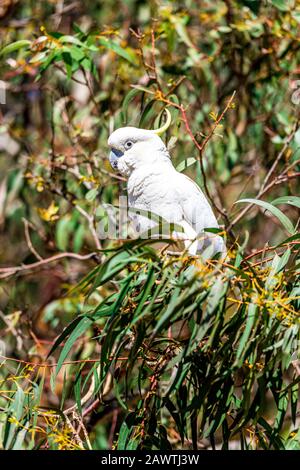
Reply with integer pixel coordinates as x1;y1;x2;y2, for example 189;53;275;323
109;147;124;170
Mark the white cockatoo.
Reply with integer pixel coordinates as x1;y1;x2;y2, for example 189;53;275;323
108;110;225;256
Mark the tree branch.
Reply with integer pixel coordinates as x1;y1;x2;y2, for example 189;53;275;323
0;252;97;279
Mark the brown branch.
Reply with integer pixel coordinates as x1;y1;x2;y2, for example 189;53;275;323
160;92;236;224
150;29;162;91
73;411;93;450
22;218;43;261
0;354;131;369
108;409;119;448
82;398;100;417
198;91;236;153
80;66;98;110
0;252;97;279
243;240;300;262
130;28;156;79
75;205;102;251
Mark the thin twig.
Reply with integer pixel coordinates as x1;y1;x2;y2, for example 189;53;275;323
0;311;23;351
82;398;100;417
22;218;43;261
75;205;102;251
150;29;162;91
229;119;300;229
159;92;236;223
0;354;130;369
0;252;97;279
108;408;118;448
64;414;85;449
243;240;300;262
199;91;236;153
73;411;93;450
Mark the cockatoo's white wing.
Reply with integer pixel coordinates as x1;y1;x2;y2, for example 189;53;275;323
173;172;225;254
174;173;218;230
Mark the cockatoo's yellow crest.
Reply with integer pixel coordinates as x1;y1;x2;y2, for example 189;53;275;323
153;108;172;136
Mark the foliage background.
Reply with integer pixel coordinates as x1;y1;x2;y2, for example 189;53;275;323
0;0;299;450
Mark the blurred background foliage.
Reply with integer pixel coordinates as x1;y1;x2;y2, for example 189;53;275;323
0;0;300;450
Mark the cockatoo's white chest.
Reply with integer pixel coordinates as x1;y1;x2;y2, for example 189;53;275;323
127;164;183;232
128;165;174;207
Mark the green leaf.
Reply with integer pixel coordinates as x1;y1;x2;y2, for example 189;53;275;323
271;0;290;11
74;369;83;415
47;315;83;358
272;196;300;209
98;38;137;65
272;390;289;437
121;88;141;124
56;216;74;251
275;233;300;248
4;385;26;449
291;383;298;425
58;35;97;51
235;303;258;367
55;316;94;375
73;224;85;253
172;18;195;49
85;188;98;202
268;249;291;279
292;11;300;23
117;413;135;449
62;50;73;80
176;157;197;172
90;251;141;288
0;40;31;57
69;46;86;62
236;198;295;234
139;99;156;127
131;85;155;95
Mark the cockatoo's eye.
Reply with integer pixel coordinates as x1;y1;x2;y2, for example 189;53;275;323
124;140;133;150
